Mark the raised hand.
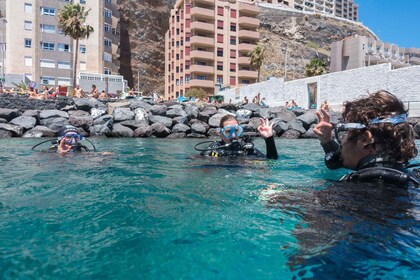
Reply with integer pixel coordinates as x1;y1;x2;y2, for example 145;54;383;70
58;138;73;153
313;108;333;144
257;118;274;139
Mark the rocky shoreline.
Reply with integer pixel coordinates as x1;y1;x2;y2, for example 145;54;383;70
0;95;419;139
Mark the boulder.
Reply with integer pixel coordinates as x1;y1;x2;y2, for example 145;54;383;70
207;128;219;137
0;108;19;121
149;115;173;128
297;111;318;130
269;107;296;122
94;115;113;126
408;117;420;126
185;104;199;119
414;123;420;136
245;117;262;131
168;104;183;110
111;123;133;137
242;103;260;112
280;129;301;139
40;110;69;119
236;109;252;121
272;119;289;136
68;110;90;117
69;115;93;130
217;108;235;116
74;98;105;112
208;113;227;128
329;111;343;124
91;107;107;119
129;100;152;112
40;117;69;131
107;101;130;115
166;132;187;139
191;122;209;134
0;129;12;138
133;123;153;137
166;107;187;118
10;116;37;130
173;116;188;125
0;118;7;123
255;107;270;119
22;110;40;123
120;120;148;130
288;119;306;134
172;123;191;134
151;104;168;116
187;133;207;138
134;108;149;123
89;124;112;137
0;123;23;136
55;98;74;110
292;109;306;116
151;122;171;137
23;126;56;138
198;107;218;122
301;124;317;139
113;107;135;122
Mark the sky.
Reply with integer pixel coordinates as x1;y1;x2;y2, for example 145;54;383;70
358;0;420;48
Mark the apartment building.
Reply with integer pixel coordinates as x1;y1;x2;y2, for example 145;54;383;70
165;0;260;100
330;35;420;72
1;0;120;87
256;0;358;22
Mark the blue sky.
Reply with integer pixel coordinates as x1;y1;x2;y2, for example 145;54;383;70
358;0;420;48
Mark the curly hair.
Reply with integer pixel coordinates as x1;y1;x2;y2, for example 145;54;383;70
342;90;417;163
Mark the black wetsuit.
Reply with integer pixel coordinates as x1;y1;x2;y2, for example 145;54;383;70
200;136;278;159
321;140;420;185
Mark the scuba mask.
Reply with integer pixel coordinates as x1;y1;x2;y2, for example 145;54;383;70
62;133;84;145
220;125;244;140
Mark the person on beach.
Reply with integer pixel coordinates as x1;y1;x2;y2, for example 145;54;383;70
313;90;419;185
198;115;278;159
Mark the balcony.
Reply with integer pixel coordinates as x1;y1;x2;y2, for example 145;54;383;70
238;70;258;79
238;43;256;52
238;56;250;65
190;35;214;47
189;79;214;88
238;30;259;40
190;50;214;60
192;0;215;5
190;64;214;74
190;21;214;32
238;2;260;15
190;6;215;20
238;16;260;28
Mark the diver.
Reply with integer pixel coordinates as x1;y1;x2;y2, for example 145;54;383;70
313;90;419;185
195;115;278;159
32;125;96;153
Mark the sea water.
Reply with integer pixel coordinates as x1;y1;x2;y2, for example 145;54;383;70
0;138;419;279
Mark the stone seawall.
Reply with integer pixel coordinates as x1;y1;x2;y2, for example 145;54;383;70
0;95;419;139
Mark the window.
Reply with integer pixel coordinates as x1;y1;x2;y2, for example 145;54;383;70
197;75;206;80
241;80;250;84
230;76;236;86
217;75;223;84
80;61;86;71
104;8;112;18
217;34;223;43
217;6;224;16
104;68;111;75
41;42;55;51
104;23;112;32
112;28;120;36
217;20;223;30
104;38;112;47
57;78;71;86
24;56;32;66
41;7;55;16
231;9;237;18
80;0;86;4
80;44;86;53
24;3;32;13
24;39;32;48
230;49;236;58
217;62;223;71
217;48;223;57
230;23;236;32
24;21;32;30
40;24;55;33
41;76;55;85
105;0;112;3
103;52;112;62
230;63;236;72
40;59;55;68
185;75;190;83
58;43;70;52
58;61;71;69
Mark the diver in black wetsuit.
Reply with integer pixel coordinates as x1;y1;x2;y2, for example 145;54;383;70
198;115;278;159
313;90;419;185
53;125;93;153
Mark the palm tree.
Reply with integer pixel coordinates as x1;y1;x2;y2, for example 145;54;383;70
305;58;327;77
249;44;266;82
57;4;94;89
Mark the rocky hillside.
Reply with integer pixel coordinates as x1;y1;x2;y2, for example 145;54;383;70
119;2;377;93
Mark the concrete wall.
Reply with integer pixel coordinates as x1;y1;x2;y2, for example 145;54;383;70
220;63;420;115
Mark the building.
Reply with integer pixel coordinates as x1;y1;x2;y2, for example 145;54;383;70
165;0;260;100
330;35;420;72
0;0;120;88
256;0;358;22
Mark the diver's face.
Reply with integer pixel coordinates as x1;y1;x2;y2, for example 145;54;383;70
63;133;80;145
340;132;372;170
221;119;239;144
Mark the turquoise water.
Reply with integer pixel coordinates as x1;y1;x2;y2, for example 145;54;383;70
0;138;419;279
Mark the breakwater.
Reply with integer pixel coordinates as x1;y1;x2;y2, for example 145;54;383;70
0;95;419;139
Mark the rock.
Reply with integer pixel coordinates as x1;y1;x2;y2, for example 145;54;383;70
173;116;188;125
207;128;219;137
69;115;93;130
168;104;183;110
0;129;12;138
68;110;90;117
22;110;40;123
408;117;420;126
208;113;227;128
89;124;112;136
414;123;420;136
292;109;306;116
55;98;74;110
280;129;301;139
111;123;133;137
166;132;186;139
0;108;19;121
166;107;187;118
329;111;343;124
297;111;318;129
242;103;260;112
172;123;191;134
187;133;207;138
245;117;262;131
151;122;171;137
149;115;173;128
93;115;113;126
120;120;148;130
151;104;167;116
301;124;317;139
129;100;152;112
288;119;306;134
0;123;23;136
269;107;296;122
23;126;56;138
0;118;7;123
185;104;199;119
255;107;270;119
198;107;218;122
40;110;69;119
107;101;130;115
10;116;37;130
133;123;153;137
113;107;135;122
217;108;235;116
74;98;105;112
236;109;252;121
60;105;76;111
134;108;149;123
191;122;209;134
91;107;107;119
272;119;289;136
40;117;69;131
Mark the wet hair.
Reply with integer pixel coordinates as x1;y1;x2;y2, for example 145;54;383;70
342;90;417;163
58;125;78;137
219;115;237;128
